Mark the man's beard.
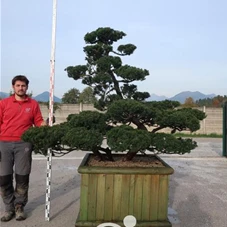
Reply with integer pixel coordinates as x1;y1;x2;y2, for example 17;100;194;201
15;91;26;97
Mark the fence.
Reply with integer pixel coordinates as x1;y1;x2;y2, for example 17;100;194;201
40;104;223;135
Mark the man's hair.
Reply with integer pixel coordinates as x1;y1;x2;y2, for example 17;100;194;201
12;75;29;86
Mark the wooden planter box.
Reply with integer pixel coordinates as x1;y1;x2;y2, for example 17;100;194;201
75;153;174;227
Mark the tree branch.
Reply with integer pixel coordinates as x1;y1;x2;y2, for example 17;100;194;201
151;126;165;133
122;151;137;161
117;79;134;83
52;150;74;157
108;71;123;98
111;50;127;56
99;147;114;161
106;87;115;95
131;117;147;130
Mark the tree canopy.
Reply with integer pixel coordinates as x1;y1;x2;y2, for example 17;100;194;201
195;95;227;107
65;27;150;110
182;97;197;108
62;88;80;104
22;27;206;161
79;87;97;104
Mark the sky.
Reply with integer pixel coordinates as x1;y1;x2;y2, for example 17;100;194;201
1;0;227;98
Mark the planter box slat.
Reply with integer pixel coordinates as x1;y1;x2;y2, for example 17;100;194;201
120;175;131;217
128;175;135;215
142;175;152;220
134;175;143;219
96;174;106;220
79;174;89;220
87;174;97;220
104;174;114;220
112;174;123;220
150;175;159;220
158;175;169;221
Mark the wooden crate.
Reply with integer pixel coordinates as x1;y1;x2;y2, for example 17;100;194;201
76;153;174;227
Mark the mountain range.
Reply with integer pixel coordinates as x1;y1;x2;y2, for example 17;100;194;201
147;91;216;103
0;91;217;104
34;91;62;103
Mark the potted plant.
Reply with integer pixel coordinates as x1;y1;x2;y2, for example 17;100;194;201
22;27;206;227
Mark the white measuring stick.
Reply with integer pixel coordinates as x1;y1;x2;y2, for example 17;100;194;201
45;0;57;221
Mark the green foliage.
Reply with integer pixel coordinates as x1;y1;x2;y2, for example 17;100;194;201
62;127;103;150
79;87;97;104
147;100;180;110
62;88;80;104
84;27;126;45
107;125;151;153
195;95;227;107
67;111;108;134
107;99;156;128
21;123;68;155
65;27;150;111
117;44;136;55
149;133;197;154
155;108;203;133
22;27;207;161
115;65;149;82
66;66;87;80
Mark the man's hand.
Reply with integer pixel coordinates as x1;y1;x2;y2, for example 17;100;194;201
40;120;47;126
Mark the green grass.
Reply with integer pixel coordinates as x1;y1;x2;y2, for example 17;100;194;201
174;133;222;138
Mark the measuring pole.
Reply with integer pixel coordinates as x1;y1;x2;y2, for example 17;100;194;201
45;0;57;221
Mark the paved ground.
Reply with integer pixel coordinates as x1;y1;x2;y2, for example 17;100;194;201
0;138;226;227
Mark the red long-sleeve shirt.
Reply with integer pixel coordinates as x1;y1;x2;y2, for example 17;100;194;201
0;95;44;141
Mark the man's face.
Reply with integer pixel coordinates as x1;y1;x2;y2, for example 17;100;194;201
13;80;28;97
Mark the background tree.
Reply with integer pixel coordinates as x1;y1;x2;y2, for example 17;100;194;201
39;101;61;113
196;98;212;107
79;87;97;104
22;27;206;160
212;95;225;107
62;88;80;104
182;97;197;108
196;95;227;107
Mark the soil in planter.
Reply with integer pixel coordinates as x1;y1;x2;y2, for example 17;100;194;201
87;154;165;168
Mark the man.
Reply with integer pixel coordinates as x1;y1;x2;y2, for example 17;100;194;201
0;75;46;222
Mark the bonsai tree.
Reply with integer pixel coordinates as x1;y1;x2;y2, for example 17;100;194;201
22;27;206;160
